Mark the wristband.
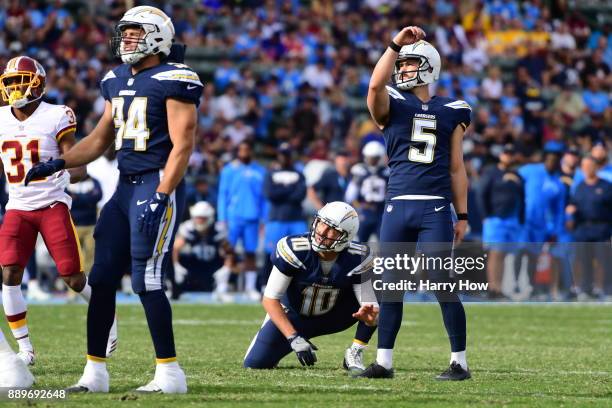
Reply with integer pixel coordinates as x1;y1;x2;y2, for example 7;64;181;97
457;213;468;221
389;41;402;52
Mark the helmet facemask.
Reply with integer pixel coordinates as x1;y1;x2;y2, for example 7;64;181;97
0;71;45;108
310;215;349;253
393;55;431;90
111;22;159;65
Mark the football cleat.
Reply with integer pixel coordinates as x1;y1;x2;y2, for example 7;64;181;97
343;346;366;375
435;361;471;381
355;362;394;379
0;350;35;388
106;317;118;358
136;364;187;394
17;350;35;366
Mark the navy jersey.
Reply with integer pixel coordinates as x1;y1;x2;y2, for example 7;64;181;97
271;234;373;317
349;163;390;210
177;220;224;272
100;62;203;175
383;85;471;200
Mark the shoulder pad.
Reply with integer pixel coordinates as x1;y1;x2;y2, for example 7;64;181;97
444;100;472;110
385;85;406;100
346;243;373;276
151;67;203;86
101;70;116;83
276;237;308;270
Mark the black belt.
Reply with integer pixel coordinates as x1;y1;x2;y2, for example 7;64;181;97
119;170;159;184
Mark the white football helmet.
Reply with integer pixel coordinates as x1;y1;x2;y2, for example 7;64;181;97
393;40;441;90
310;202;359;253
190;201;215;230
112;6;175;65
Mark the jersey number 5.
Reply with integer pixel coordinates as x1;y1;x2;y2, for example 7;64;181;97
2;140;41;184
408;118;437;164
112;97;150;151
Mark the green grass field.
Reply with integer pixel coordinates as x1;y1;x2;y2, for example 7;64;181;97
1;303;611;407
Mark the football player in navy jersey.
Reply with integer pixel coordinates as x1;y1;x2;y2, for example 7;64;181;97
345;141;390;242
358;27;471;380
244;202;379;375
25;6;203;393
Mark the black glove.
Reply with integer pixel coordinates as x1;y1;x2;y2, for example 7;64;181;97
136;192;170;238
24;158;65;186
288;334;318;366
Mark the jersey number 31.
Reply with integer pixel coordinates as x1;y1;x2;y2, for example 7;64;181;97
112;97;150;151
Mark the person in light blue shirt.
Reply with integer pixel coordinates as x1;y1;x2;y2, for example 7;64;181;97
518;142;566;295
582;77;610;115
218;141;266;298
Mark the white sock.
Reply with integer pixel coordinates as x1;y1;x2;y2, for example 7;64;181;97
245;271;258;292
376;348;393;369
78;280;92;303
85;358;107;374
157;360;179;371
2;284;30;343
450;350;467;369
17;337;33;352
351;340;367;350
214;266;230;293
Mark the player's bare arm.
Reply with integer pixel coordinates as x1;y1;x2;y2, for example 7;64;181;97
58;130;86;182
367;26;425;128
156;98;197;195
262;296;298;338
61;101;115;168
450;124;469;244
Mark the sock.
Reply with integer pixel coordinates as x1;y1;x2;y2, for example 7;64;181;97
140;290;176;359
376;349;393;369
354;321;376;345
87;284;116;359
351;339;367;350
450;350;467;369
84;355;107;375
2;284;31;350
377;302;403;349
78;279;92;303
156;360;179;370
214;266;230;293
434;292;467;352
245;271;257;292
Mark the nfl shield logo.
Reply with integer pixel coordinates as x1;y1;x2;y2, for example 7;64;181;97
127;78;134;86
386;204;393;213
422;104;428;111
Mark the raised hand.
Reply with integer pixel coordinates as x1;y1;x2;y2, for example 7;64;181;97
393;26;426;46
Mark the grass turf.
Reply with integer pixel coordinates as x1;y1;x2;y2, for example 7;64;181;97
1;303;611;407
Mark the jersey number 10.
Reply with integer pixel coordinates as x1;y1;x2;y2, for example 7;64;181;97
408;118;437;164
112;97;150;151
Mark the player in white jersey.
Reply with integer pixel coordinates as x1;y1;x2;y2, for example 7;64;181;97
0;56;117;366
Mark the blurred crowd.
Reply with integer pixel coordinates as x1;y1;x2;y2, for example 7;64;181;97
0;0;610;301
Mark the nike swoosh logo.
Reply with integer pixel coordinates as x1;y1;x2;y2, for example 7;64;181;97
187;85;197;90
137;200;148;205
435;206;445;212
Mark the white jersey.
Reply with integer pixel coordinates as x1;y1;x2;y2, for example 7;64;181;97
0;102;75;211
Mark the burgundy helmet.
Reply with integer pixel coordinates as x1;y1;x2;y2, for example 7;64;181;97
0;56;46;108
